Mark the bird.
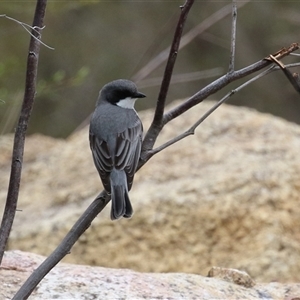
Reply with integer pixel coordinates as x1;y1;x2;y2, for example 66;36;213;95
89;79;146;220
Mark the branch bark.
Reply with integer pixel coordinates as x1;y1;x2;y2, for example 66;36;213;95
12;191;111;300
0;0;47;264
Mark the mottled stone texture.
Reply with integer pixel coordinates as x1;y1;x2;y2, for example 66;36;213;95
1;251;300;299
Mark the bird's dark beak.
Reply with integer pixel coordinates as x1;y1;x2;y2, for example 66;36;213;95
135;92;146;98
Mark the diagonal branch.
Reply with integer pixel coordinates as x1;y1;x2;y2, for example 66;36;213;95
147;58;300;159
149;65;275;157
141;0;195;155
163;43;299;126
0;0;48;265
12;191;111;300
154;0;195;122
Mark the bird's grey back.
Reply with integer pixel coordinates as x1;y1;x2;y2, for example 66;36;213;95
90;101;142;141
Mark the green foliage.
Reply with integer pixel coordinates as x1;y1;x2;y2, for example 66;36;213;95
36;67;89;98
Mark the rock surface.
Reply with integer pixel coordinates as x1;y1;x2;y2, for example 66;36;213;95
1;101;300;283
1;250;300;300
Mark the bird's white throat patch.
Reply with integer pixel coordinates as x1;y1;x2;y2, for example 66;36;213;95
116;97;137;109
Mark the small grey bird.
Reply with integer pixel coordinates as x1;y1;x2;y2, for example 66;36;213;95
89;79;146;220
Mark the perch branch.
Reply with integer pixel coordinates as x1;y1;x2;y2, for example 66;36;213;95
0;0;48;265
12;191;111;300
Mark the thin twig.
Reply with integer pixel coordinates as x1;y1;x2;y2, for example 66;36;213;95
0;14;54;50
228;0;237;73
0;0;48;264
269;54;300;93
138;68;223;88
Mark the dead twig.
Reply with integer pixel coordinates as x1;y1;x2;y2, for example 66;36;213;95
268;53;300;94
0;14;54;50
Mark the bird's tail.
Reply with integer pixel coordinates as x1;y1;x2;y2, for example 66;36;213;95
110;169;133;220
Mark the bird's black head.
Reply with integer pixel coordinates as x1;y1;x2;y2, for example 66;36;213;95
99;79;146;106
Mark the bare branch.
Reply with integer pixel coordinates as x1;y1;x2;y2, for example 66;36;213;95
12;191;111;300
163;43;299;126
148;59;300;158
228;0;237;73
141;0;195;155
0;0;48;264
150;65;275;156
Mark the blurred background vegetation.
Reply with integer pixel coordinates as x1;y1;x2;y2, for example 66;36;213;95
0;1;299;138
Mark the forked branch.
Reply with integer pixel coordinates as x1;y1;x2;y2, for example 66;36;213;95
147;59;300;158
162;43;299;126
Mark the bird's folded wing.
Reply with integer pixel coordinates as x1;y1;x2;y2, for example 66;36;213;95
89;121;142;191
